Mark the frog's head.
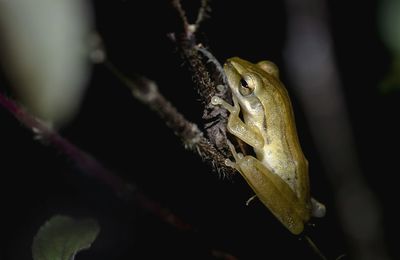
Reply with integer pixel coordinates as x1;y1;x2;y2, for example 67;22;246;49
224;57;279;119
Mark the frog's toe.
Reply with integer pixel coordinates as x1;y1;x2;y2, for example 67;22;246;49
211;96;223;106
245;194;258;206
311;197;326;218
225;158;239;170
211;95;235;113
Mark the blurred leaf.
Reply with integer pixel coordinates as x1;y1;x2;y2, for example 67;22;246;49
32;215;100;260
0;0;94;126
379;0;400;54
379;59;400;93
379;0;400;93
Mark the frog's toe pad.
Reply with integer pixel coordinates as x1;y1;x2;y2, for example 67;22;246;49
211;96;223;106
224;158;239;170
311;197;326;218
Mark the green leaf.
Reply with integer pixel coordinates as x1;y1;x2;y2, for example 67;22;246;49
379;59;400;94
32;215;100;260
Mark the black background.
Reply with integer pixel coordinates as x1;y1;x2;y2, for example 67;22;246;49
1;0;399;259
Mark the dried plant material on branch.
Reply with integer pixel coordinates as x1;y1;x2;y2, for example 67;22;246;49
171;0;233;156
104;61;235;177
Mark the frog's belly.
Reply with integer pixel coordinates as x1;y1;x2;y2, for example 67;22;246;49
257;147;297;192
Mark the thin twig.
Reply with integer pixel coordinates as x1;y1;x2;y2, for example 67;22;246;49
304;235;328;260
195;0;211;29
0;91;242;260
0;93;130;196
195;45;228;88
0;92;193;231
171;0;190;35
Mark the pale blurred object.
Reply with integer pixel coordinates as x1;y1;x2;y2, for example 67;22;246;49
284;0;390;259
379;0;400;92
0;0;94;126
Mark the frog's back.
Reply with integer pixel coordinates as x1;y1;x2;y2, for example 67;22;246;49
256;69;310;204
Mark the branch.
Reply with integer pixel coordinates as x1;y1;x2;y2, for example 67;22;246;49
88;1;234;177
195;0;211;28
104;61;235;177
0;91;240;259
0;92;192;231
170;0;234;159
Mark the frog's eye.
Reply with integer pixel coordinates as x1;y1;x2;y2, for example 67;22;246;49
239;76;255;96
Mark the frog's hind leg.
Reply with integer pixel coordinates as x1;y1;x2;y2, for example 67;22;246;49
226;139;243;162
245;194;258;206
311;197;326;218
239;156;307;234
223;139;244;172
225;140;260;205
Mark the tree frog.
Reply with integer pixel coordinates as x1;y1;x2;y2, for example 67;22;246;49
212;57;325;234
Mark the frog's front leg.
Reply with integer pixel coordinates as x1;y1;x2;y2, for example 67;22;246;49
211;95;263;149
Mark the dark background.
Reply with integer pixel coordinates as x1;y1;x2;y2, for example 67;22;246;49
1;0;399;259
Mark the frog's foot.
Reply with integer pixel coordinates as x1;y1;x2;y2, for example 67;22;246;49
311;197;326;218
223;139;245;172
224;158;239;171
226;139;243;162
211;96;234;112
211;95;240;116
245;194;258;206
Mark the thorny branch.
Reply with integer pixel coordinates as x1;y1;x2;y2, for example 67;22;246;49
170;0;232;154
